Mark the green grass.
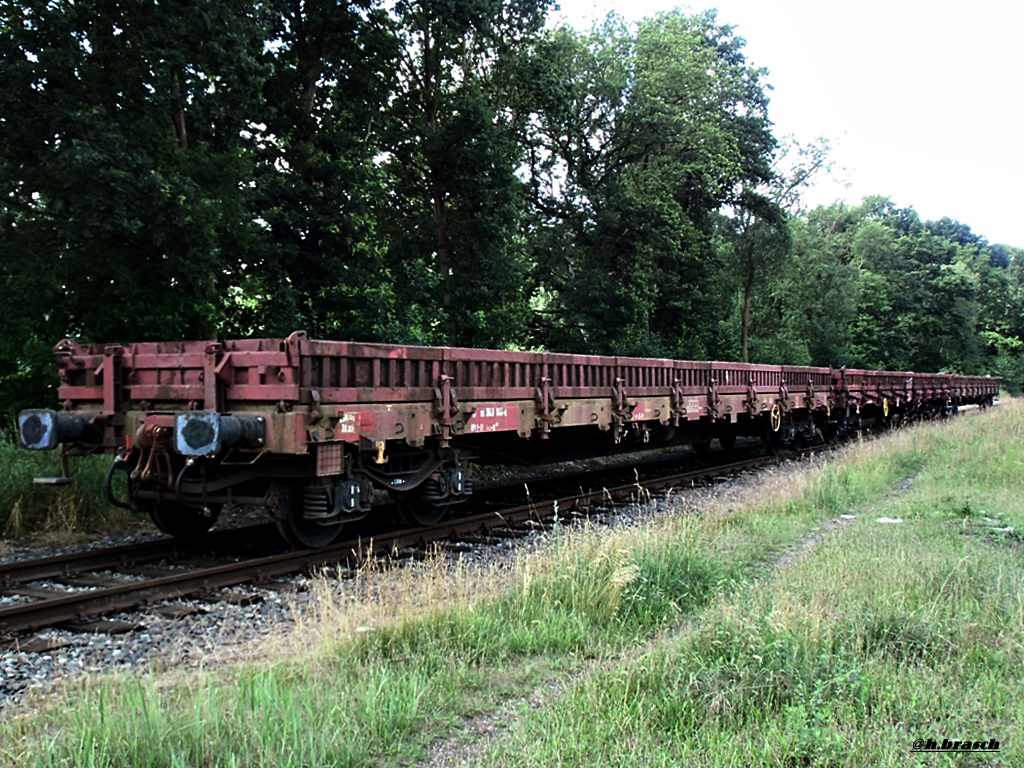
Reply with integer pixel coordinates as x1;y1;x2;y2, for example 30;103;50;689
2;404;1021;767
488;407;1024;767
0;436;131;541
52;661;454;767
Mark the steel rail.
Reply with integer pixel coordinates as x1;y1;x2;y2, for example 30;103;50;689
0;539;192;587
2;410;984;638
0;443;749;587
0;524;283;587
0;452;781;637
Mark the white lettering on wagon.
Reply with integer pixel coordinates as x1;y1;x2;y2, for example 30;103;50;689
334;411;376;441
337;413;358;435
468;404;518;433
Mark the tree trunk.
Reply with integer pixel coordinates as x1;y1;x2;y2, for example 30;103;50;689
421;15;457;345
431;171;456;344
741;256;754;362
170;72;188;150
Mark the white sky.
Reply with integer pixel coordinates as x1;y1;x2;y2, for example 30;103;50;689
554;1;1024;247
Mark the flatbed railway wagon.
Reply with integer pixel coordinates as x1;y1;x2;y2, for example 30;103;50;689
17;332;998;547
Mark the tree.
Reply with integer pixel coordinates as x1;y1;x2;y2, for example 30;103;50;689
226;0;400;342
789;198;1001;376
1;0;274;340
724;136;842;362
773;214;857;366
0;0;268;413
374;0;550;347
522;10;776;358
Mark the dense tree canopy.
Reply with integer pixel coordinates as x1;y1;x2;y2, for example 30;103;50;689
521;11;775;358
1;1;1020;417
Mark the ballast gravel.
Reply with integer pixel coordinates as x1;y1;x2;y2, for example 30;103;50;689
0;454;826;715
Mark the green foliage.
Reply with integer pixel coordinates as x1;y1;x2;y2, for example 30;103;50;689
521;11;774;358
1;0;1020;420
983;331;1024;393
766;198;1019;375
229;0;401;342
0;0;265;344
9;401;1023;766
0;435;129;537
376;0;549;347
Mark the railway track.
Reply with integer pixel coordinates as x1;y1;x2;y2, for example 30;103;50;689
0;449;785;641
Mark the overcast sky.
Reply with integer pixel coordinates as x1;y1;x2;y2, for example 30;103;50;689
554;1;1023;247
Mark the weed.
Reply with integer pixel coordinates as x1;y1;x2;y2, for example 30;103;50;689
4;405;1024;767
0;437;136;541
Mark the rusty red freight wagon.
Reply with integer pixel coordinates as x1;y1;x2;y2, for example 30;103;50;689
17;332;999;547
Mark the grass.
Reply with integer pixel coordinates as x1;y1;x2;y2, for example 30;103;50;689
2;403;1021;766
0;435;134;545
489;407;1024;767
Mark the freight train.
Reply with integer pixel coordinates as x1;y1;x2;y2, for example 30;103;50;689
16;332;998;547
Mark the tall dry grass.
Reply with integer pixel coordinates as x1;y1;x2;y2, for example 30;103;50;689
5;405;1019;767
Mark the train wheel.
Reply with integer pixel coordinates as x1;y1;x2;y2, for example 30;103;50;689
148;503;220;540
717;432;737;451
390;490;448;527
692;440;712;456
271;483;345;549
390;467;469;527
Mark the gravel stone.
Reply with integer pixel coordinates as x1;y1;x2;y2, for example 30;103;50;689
1;452;829;715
